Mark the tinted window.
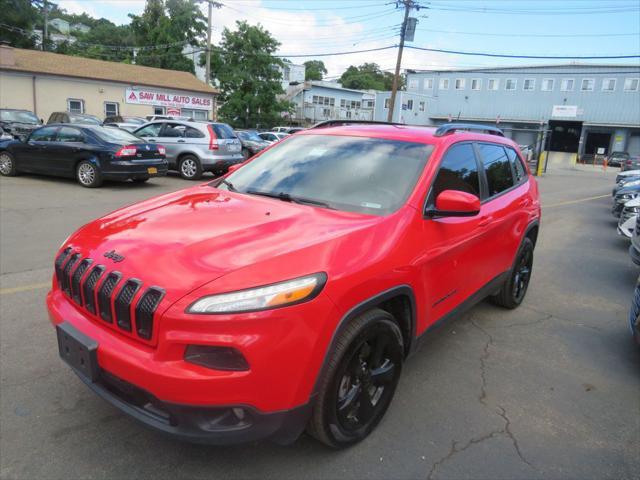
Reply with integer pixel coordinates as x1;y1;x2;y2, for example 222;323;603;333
57;127;84;142
221;135;433;216
135;123;163;138
30;127;58;141
185;127;204;138
432;143;480;200
89;126;141;143
478;143;515;196
162;123;185;138
211;124;236;139
69;114;101;125
505;147;527;184
0;110;39;124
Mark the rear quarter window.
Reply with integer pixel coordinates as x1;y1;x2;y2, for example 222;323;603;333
505;146;528;184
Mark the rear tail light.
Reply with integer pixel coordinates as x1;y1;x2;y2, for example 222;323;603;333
207;124;219;150
115;145;137;157
157;145;166;156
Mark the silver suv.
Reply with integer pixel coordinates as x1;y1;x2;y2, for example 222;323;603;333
133;120;243;180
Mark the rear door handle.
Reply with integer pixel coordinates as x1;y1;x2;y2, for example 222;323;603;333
177;139;185;143
478;215;493;227
148;139;156;142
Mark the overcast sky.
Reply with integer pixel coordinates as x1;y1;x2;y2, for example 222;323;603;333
57;0;640;77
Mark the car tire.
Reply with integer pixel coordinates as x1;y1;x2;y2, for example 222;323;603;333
178;155;203;180
76;160;103;188
307;308;404;448
0;151;17;176
491;237;534;309
132;177;150;183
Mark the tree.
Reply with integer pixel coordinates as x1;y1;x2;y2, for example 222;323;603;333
339;63;403;91
129;0;206;73
205;21;291;129
0;0;39;48
304;60;327;81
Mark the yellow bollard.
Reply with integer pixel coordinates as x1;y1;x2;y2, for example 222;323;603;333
536;152;546;176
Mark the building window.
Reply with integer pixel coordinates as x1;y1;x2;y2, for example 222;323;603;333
561;78;574;91
505;79;517;90
182;108;208;120
455;78;465;90
601;78;616;92
541;79;554;91
363;99;374;108
384;98;390;109
523;79;535;91
624;78;639;91
340;99;361;109
487;78;499;91
439;78;449;90
581;78;595;91
322;108;331;117
104;102;118;117
406;99;414;111
283;66;290;81
424;78;433;89
67;98;84;114
419;101;425;112
471;79;481;91
313;95;335;106
154;106;166;115
408;78;419;90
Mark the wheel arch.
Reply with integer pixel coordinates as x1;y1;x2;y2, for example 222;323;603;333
524;219;540;247
312;285;416;396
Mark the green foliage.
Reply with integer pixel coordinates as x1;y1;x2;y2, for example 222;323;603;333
0;0;39;48
129;0;206;73
207;21;291;129
339;63;403;91
303;60;327;81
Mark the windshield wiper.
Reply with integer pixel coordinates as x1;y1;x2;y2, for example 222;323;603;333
218;178;237;192
245;189;335;209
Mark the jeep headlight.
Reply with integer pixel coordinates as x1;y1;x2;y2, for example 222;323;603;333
187;273;327;314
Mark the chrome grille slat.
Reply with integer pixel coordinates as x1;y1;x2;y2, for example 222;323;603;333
114;279;142;332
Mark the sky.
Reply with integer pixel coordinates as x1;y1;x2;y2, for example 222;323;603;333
56;0;640;78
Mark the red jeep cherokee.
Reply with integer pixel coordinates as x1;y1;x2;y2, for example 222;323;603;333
47;122;541;448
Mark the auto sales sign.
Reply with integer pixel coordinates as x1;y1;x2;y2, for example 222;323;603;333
125;88;212;110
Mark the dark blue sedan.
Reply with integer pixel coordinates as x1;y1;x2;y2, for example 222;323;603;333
0;124;168;187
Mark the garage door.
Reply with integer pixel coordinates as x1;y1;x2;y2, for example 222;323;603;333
628;135;640;156
512;130;537;147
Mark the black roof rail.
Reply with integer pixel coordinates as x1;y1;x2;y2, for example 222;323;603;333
434;123;504;137
310;120;404;129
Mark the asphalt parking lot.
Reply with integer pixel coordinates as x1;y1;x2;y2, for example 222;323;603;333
1;169;639;480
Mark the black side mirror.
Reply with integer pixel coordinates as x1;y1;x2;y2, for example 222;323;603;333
40;118;44;124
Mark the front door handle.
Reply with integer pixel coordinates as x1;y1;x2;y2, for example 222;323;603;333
177;139;185;143
478;215;493;227
148;139;156;142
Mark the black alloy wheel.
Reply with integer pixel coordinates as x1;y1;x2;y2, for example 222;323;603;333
308;309;403;448
491;237;534;309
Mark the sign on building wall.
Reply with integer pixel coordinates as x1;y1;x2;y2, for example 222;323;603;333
551;105;578;118
125;88;212;110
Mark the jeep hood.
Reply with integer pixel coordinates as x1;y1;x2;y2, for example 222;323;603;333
65;184;383;302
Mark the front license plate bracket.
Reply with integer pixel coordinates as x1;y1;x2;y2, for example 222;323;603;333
56;322;99;382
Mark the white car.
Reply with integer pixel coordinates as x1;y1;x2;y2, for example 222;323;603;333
258;131;289;144
618;197;640;238
616;170;640;183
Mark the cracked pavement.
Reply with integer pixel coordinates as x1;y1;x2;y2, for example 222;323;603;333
1;170;639;479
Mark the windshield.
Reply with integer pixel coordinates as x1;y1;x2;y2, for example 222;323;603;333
219;134;433;216
124;117;145;124
70;114;101;125
88;126;142;143
0;110;39;124
237;130;263;142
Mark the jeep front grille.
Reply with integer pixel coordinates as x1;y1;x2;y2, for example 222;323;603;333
54;249;165;344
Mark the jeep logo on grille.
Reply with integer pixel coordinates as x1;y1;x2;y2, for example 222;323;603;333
104;250;125;263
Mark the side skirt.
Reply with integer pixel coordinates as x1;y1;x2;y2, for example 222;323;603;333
411;270;510;353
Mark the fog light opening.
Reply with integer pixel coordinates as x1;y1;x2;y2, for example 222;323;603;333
184;344;250;371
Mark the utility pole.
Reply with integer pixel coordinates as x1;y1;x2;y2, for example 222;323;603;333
42;0;48;51
387;0;416;122
198;0;222;86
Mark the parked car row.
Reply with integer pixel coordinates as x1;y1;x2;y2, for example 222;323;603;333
611;167;640;345
0;107;306;187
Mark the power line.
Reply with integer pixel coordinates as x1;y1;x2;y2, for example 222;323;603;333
405;45;640;60
419;28;640;38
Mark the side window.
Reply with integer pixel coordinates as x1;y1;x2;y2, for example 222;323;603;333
477;143;515;197
30;127;58;141
57;126;84;142
431;143;480;201
184;126;204;138
505;146;527;184
135;123;163;138
162;123;185;138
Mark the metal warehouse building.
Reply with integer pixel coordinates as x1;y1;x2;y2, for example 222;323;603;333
0;45;217;122
400;64;640;161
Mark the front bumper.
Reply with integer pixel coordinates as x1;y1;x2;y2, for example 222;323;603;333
47;286;338;444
